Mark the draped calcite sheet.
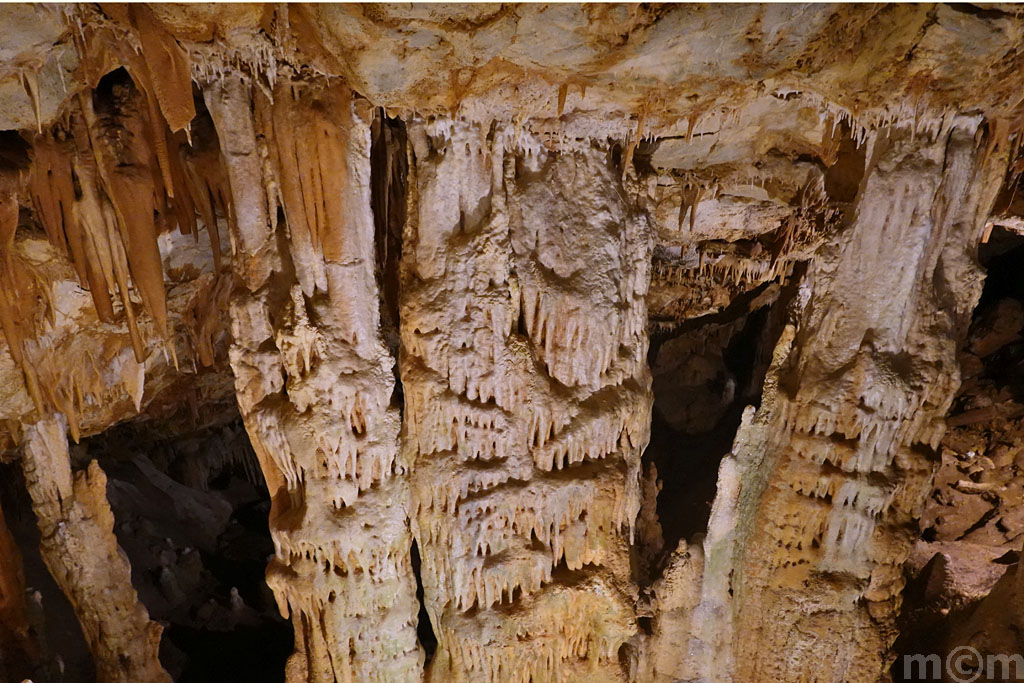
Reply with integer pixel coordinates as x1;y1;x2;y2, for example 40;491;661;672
685;120;1011;681
203;75;422;682
21;414;170;683
400;120;652;682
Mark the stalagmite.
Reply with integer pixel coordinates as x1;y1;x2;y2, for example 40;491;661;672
21;413;170;683
209;74;422;682
401;121;652;681
689;119;1012;682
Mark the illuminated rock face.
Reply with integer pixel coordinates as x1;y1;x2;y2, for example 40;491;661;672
400;122;651;681
0;4;1022;683
688;121;1008;682
207;77;424;682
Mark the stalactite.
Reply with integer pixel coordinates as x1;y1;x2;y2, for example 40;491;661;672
178;115;232;272
80;84;169;343
203;76;279;291
183;272;231;368
18;69;43;134
67;106;148;362
27;106;160;364
677;180;704;232
21;72;229;378
262;79;354;296
127;4;196;134
21;11;223;374
0;155;159;442
401;120;651;681
0;179;46;414
21;413;170;683
211;73;422;682
29;131;109;318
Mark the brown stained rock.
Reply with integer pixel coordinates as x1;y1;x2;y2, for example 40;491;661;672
0;494;35;681
946;560;1024;682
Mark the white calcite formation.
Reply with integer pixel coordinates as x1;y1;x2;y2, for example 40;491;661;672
688;119;1010;682
0;5;1021;683
206;75;423;682
400;121;651;681
22;414;170;683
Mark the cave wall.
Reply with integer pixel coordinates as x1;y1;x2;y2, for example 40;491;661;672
0;4;1023;683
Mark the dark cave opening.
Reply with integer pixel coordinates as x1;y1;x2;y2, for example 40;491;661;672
2;414;293;683
971;229;1024;405
644;280;786;572
101;418;292;683
370;107;407;374
410;540;437;661
91;67;134;114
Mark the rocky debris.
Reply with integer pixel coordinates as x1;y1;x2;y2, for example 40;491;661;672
968;299;1024;358
925;296;1024;551
898;290;1024;676
946;557;1024;682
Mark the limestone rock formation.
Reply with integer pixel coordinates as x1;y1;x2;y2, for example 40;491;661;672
212;74;424;682
401;121;650;681
0;4;1022;683
23;414;169;683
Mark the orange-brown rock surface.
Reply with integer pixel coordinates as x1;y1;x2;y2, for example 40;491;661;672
0;4;1022;683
